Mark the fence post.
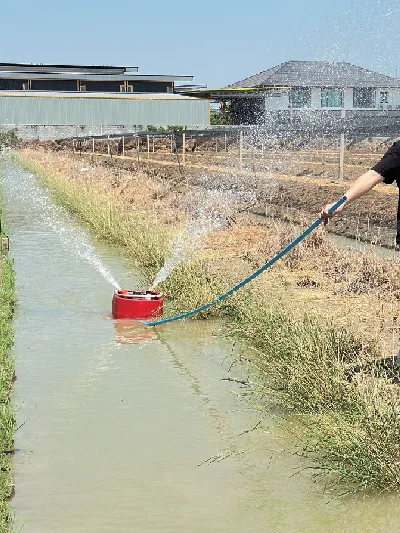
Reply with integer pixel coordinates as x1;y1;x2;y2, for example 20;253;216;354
137;136;140;165
122;136;125;156
224;133;227;153
321;135;325;165
107;135;110;157
239;130;243;171
339;133;345;181
182;132;186;165
147;134;150;159
92;137;95;153
73;140;75;153
152;138;155;153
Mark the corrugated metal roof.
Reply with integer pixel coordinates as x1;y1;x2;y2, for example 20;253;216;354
0;91;199;100
0;63;139;74
0;72;193;82
229;61;400;88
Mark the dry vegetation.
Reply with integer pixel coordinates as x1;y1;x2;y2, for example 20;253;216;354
15;147;400;491
23;134;399;247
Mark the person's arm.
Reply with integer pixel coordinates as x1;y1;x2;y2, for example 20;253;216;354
319;169;383;223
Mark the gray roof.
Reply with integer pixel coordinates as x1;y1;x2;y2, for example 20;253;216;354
0;63;139;75
229;61;400;89
0;71;193;83
0;63;193;82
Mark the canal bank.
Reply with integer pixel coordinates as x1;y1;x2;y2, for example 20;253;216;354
0;173;15;533
14;149;400;491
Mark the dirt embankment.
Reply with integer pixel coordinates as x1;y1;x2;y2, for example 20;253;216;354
47;142;398;248
23;135;400;246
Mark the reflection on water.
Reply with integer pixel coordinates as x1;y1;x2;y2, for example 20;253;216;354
114;319;157;345
3;161;400;533
329;232;397;260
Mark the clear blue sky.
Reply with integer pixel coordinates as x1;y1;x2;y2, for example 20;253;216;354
0;0;398;88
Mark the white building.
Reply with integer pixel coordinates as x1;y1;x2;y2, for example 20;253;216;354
229;61;400;113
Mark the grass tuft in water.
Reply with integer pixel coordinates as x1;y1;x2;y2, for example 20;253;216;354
227;296;400;491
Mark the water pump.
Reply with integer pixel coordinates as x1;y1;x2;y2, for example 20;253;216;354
112;290;163;320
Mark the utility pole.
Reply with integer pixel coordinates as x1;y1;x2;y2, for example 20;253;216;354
339;133;345;181
339;109;346;181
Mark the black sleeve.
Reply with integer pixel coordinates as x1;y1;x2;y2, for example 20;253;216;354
372;141;400;184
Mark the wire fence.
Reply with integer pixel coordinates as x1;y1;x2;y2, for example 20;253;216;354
69;127;391;183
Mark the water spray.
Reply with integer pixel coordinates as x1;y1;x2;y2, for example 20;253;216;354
150;188;255;292
144;196;347;327
5;167;121;290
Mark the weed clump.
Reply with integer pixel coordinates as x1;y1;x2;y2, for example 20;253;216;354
304;379;400;491
227;298;364;412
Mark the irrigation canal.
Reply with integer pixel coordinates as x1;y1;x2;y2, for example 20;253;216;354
3;161;400;532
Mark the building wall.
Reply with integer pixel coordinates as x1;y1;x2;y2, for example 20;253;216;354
0;78;173;93
0;92;209;131
30;79;77;91
343;88;353;110
311;88;321;109
0;124;144;140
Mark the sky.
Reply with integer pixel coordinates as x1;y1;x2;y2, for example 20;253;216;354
0;0;399;88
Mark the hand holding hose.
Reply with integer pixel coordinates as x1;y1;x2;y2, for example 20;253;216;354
319;169;384;225
319;202;345;225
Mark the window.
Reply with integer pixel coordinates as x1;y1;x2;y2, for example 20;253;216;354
22;82;30;91
321;88;343;108
289;87;311;108
79;85;86;92
353;87;376;108
379;91;389;104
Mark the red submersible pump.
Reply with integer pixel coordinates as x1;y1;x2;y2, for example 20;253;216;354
112;290;163;320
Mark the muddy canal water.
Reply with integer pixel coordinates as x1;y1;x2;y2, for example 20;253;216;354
3;162;400;532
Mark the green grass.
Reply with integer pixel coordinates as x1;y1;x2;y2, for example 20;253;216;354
226;296;400;491
0;209;15;531
227;298;364;412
